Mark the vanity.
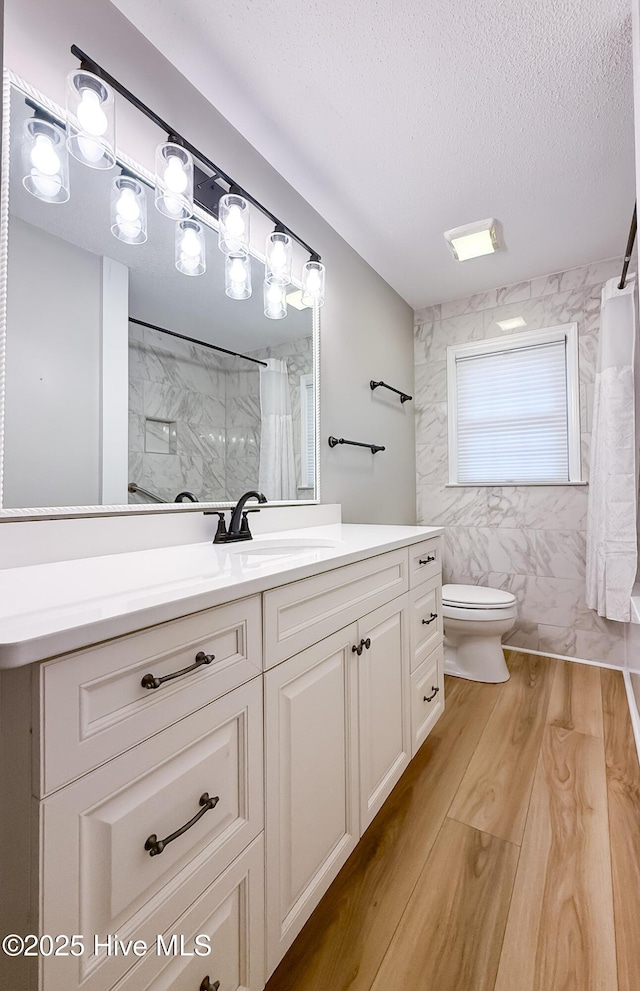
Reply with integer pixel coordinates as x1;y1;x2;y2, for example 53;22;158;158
0;522;444;991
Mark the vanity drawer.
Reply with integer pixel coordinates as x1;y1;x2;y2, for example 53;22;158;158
40;678;263;991
410;577;443;672
411;644;444;756
408;536;442;588
95;837;265;991
263;548;408;667
39;594;262;795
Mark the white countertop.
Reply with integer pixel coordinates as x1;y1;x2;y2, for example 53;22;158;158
0;523;442;668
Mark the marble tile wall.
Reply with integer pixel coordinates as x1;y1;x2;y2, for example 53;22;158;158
128;325;313;504
414;256;626;665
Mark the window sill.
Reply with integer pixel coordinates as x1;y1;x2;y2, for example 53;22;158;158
445;480;588;488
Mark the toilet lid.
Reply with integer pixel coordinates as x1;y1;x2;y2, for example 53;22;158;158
442;583;516;609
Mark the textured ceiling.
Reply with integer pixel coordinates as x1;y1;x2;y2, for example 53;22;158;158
110;0;635;309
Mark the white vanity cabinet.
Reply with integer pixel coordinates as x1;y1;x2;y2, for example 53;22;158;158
0;526;444;991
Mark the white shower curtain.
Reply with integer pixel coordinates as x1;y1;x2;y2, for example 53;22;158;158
258;358;296;501
586;275;637;622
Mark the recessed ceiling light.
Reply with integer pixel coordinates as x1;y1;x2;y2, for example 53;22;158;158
286;289;310;310
497;316;526;331
444;218;499;261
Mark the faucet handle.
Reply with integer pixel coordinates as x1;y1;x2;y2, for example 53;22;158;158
212;512;228;544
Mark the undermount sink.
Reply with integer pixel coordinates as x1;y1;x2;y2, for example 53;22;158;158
224;537;342;556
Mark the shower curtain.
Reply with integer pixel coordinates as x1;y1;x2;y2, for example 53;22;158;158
258;358;296;501
586;275;637;622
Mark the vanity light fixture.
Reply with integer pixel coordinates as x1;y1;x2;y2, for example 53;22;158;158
110;173;147;244
265;227;292;286
67;45;325;315
497;316;527;331
66;70;115;170
264;280;287;319
301;256;326;307
22;112;70;204
225;253;252;299
175;218;206;276
154;142;194;220
444;218;498;261
218;190;250;255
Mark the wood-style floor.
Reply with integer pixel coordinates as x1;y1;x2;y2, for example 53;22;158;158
265;652;640;991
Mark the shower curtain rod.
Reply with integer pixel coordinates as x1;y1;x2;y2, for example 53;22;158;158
129;318;268;367
618;203;637;290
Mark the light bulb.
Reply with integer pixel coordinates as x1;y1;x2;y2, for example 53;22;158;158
270;242;287;270
180;228;201;256
305;269;322;294
76;88;108;137
30;133;61;175
266;283;282;304
229;256;248;282
179;253;200;272
116;187;141;223
164;156;188;194
226;204;245;238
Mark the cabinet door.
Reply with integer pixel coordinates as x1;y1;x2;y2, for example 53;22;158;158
265;625;359;976
358;594;411;831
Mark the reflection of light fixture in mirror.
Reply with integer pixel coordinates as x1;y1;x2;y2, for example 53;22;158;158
176;219;206;276
225;253;252;299
22;115;70;203
219;191;250;255
301;257;326;307
110;174;147;244
265;227;292;286
155;142;194;220
286;290;310;310
496;316;526;331
66;70;115;169
264;280;287;319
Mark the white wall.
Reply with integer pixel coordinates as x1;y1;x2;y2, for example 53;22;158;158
4;217;102;507
3;0;416;526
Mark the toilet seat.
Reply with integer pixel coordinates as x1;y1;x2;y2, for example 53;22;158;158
442;583;516;610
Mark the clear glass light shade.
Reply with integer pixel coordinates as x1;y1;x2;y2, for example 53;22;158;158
263;279;287;319
301;260;326;307
66;70;116;170
175;219;206;276
218;193;250;255
22;118;70;203
155;143;194;220
110;175;147;244
225;253;252;299
265;230;292;286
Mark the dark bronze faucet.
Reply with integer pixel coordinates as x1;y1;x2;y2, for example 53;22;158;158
206;490;268;543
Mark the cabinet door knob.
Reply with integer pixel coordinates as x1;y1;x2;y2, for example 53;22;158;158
424;686;440;702
352;638;371;656
422;613;438;626
141;650;215;690
418;554;436;565
200;980;220;991
145;792;219;856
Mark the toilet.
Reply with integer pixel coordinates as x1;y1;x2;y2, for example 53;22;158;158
442;584;518;683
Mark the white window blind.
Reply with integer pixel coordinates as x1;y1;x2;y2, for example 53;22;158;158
300;374;315;488
454;340;570;484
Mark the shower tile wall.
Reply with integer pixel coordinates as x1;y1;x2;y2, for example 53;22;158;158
414;257;626;665
129;324;313;503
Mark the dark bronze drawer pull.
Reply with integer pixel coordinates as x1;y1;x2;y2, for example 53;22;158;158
200;979;220;991
141;651;215;690
418;554;436;565
352;637;371;656
422;613;438;626
424;686;440;702
145;792;219;857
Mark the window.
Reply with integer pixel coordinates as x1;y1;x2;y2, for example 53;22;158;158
300;373;315;489
447;324;582;485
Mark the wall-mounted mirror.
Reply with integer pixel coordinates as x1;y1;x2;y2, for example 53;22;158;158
0;73;319;517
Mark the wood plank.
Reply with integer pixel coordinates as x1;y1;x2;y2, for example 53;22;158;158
448;652;556;844
601;668;640;991
494;725;617;991
547;660;603;737
370;818;519;991
265;676;501;991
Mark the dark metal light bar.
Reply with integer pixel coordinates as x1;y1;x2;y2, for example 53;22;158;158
71;45;320;260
